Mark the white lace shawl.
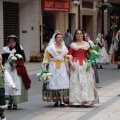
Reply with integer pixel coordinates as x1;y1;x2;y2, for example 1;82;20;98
95;33;105;47
70;42;90;50
45;44;68;61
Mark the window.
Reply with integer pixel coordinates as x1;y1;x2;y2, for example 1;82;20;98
82;1;93;9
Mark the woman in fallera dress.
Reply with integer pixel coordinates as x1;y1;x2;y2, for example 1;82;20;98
111;30;120;69
85;33;99;84
68;29;99;106
1;35;31;110
43;32;70;107
95;33;109;69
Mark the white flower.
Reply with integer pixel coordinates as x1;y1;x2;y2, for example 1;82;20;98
46;73;52;81
11;56;17;61
15;54;23;59
39;72;52;83
40;73;47;81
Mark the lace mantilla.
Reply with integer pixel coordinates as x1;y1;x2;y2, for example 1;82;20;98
70;42;90;50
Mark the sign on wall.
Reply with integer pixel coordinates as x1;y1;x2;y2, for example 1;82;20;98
42;0;70;12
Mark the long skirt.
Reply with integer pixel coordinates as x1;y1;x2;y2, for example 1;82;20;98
92;63;99;83
42;62;69;103
69;62;99;106
114;50;120;62
111;49;120;64
6;78;28;104
96;47;109;65
42;83;69;103
0;88;7;109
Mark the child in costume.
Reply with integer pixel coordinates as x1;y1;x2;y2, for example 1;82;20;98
0;55;17;120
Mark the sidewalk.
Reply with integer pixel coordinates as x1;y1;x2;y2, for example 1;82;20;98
25;62;120;120
25;62;42;75
31;80;120;120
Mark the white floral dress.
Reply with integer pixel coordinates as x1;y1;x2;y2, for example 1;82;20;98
95;39;109;64
68;42;99;105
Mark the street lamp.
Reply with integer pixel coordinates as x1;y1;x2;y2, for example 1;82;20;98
101;0;104;33
78;0;81;29
96;0;113;33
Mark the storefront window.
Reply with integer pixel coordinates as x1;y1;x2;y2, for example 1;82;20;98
42;13;55;48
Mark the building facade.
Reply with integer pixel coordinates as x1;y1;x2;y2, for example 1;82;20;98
0;0;118;61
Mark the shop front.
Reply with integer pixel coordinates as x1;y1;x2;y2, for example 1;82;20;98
41;0;71;50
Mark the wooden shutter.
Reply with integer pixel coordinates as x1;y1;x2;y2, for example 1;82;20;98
3;2;19;46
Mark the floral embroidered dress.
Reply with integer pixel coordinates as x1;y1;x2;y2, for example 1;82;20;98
42;44;69;102
68;42;99;105
95;38;109;65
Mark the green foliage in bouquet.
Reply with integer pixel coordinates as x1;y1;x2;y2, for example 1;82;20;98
87;45;100;69
37;67;52;83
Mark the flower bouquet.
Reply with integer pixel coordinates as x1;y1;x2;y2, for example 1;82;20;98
9;54;23;70
87;45;100;69
37;67;52;83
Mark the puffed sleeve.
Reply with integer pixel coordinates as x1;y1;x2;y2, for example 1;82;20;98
43;51;51;63
4;71;15;88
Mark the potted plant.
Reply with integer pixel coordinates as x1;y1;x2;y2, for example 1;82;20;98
96;2;113;11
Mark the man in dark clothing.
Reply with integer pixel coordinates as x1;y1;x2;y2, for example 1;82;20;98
105;31;112;54
63;29;73;48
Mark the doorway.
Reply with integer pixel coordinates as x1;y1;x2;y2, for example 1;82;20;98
42;13;55;47
82;15;93;40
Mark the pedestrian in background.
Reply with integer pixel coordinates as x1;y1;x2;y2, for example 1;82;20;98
63;29;73;48
43;32;70;107
95;33;109;69
68;29;99;106
105;31;112;54
85;33;99;84
84;33;94;47
0;54;18;120
1;35;31;110
111;30;120;69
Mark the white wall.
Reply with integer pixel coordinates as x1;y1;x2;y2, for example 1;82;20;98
0;0;3;50
19;3;30;61
20;0;40;61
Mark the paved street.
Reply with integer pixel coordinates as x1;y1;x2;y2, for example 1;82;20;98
5;63;120;120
